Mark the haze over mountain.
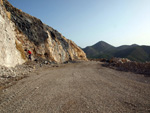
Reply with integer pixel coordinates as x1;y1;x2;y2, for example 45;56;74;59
83;41;150;62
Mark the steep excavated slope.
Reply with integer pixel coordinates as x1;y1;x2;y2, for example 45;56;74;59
0;0;87;67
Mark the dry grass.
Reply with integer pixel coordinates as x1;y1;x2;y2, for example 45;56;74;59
15;40;26;60
6;11;11;20
0;0;3;5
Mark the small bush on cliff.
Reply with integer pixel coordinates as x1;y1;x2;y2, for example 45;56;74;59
15;40;26;60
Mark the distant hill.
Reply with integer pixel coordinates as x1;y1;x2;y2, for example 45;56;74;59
83;41;150;62
83;41;116;59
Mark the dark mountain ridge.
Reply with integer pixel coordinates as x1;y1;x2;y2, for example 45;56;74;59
83;41;150;62
83;41;116;58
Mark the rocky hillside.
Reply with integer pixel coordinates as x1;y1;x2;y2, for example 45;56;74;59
0;0;87;67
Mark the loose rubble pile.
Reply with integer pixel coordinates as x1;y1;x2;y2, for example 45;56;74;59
0;59;59;90
102;58;150;76
0;62;36;89
0;65;29;90
0;64;33;79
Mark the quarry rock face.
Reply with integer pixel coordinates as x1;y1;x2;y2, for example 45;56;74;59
0;0;87;67
0;0;25;67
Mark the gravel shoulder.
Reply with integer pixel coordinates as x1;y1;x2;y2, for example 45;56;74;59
0;61;150;113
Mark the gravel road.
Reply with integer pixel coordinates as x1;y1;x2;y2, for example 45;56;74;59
0;61;150;113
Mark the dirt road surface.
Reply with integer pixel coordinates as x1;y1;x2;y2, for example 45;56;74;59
0;61;150;113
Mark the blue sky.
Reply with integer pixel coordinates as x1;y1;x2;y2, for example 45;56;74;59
8;0;150;48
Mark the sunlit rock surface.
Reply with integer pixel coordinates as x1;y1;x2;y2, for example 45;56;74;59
0;0;87;67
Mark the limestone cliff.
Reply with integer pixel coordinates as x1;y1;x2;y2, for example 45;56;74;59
0;0;25;67
0;0;87;67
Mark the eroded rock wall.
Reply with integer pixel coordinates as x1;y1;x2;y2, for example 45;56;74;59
0;0;87;67
0;1;25;67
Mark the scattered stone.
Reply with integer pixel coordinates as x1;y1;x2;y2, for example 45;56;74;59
35;87;39;89
0;60;38;87
64;61;69;64
44;61;48;64
32;66;35;69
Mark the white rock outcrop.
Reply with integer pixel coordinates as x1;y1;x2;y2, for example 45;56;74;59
0;2;25;67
